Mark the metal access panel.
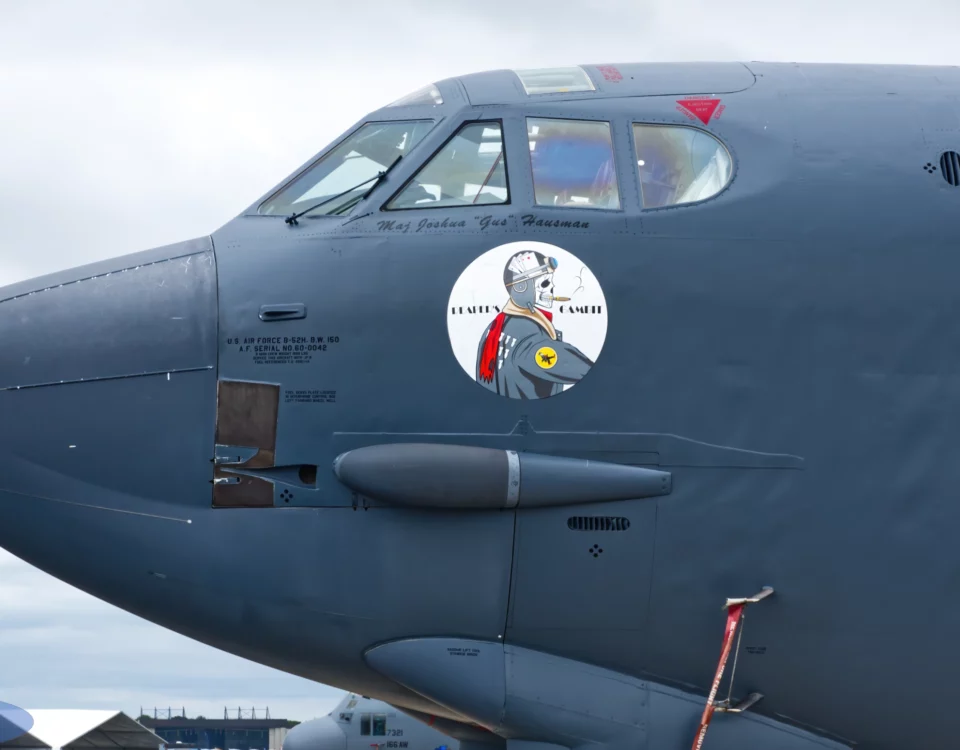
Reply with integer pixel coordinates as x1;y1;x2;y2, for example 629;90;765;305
506;499;658;672
213;379;280;507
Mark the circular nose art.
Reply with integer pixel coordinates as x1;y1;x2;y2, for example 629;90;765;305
447;240;608;400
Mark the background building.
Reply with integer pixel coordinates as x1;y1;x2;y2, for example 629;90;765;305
8;710;164;750
139;709;297;750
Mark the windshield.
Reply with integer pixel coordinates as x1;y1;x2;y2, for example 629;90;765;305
259;120;435;217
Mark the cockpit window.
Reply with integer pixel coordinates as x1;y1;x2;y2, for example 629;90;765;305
632;124;732;209
387;83;443;107
385;121;508;209
258;120;434;217
527;118;620;209
514;67;596;95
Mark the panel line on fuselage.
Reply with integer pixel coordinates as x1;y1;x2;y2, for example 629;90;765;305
0;487;194;524
0;365;214;392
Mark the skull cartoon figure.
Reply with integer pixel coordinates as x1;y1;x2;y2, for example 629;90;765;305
474;247;594;400
504;251;559;311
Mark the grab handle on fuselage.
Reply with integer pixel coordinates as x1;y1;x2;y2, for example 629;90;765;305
259;303;307;321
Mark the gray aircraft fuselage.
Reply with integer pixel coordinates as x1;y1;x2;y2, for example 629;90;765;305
1;61;958;750
283;694;458;750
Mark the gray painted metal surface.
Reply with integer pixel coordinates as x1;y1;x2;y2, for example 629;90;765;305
2;61;959;749
333;443;671;509
283;694;460;750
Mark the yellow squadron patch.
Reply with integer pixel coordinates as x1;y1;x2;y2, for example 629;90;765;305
536;346;558;369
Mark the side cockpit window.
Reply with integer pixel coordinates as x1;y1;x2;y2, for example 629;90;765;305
386;121;508;209
527;118;620;210
259;120;434;217
633;124;732;209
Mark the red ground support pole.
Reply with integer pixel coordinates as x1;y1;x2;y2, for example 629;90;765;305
690;603;745;750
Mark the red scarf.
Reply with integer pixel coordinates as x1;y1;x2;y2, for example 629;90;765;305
478;309;553;382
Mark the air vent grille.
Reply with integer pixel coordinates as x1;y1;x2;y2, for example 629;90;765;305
567;516;631;532
940;151;960;186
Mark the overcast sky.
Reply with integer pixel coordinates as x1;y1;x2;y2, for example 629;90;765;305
1;0;958;724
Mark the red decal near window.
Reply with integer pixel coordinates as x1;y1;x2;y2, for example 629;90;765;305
676;97;725;124
597;65;623;82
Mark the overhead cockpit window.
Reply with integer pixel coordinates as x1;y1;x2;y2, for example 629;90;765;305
527;118;620;209
385;121;508;209
258;120;434;218
514;67;596;95
633;124;732;209
387;83;443;107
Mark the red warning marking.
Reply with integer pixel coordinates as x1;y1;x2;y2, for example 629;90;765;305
597;65;623;82
676;97;725;125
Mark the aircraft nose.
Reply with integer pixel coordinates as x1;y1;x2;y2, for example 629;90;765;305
0;237;219;576
0;237;216;392
283;718;347;750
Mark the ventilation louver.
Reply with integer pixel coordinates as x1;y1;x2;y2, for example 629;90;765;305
567;516;631;531
940;151;960;186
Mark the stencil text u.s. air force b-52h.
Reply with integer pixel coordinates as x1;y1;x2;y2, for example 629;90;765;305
3;62;960;750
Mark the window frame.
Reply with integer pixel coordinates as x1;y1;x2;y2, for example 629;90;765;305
524;115;624;213
629;121;735;211
255;118;438;217
381;118;511;212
